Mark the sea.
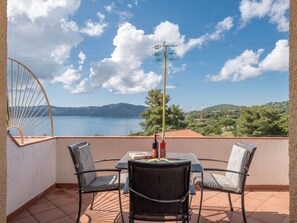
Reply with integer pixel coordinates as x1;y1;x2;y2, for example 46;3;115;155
53;116;143;136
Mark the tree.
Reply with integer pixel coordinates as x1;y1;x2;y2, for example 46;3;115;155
220;117;236;131
140;89;186;135
235;106;287;136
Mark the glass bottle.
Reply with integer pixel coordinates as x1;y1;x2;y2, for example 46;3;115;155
160;136;166;158
152;133;159;158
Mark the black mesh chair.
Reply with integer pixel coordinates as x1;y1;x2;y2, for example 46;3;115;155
68;141;127;223
193;142;257;223
127;160;193;223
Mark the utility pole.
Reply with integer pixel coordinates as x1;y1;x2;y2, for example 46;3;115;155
153;42;176;140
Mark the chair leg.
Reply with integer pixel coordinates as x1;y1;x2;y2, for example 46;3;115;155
197;172;203;223
76;190;82;223
241;192;247;223
118;188;125;223
90;192;96;210
228;192;234;211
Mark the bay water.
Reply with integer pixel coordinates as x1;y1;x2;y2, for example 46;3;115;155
53;116;143;136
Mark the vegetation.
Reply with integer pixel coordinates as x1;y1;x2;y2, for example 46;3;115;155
131;88;288;137
185;101;288;137
234;106;288;136
133;89;187;135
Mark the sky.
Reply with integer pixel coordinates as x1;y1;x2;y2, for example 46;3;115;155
7;0;289;112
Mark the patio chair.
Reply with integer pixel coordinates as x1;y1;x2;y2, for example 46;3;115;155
193;142;257;223
127;160;194;223
68;141;127;223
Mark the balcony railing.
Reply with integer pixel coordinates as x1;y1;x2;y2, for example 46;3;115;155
6;135;289;222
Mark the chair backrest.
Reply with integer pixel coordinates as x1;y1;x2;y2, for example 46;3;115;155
128;160;191;220
226;142;257;190
68;141;96;189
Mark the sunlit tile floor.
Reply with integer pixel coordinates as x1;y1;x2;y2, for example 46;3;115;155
8;187;289;223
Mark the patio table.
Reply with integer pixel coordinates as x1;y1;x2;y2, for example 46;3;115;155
116;151;204;223
115;151;203;172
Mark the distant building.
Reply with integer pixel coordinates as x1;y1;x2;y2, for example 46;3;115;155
165;129;204;137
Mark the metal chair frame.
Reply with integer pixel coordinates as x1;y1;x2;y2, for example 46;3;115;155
195;142;257;223
127;160;193;223
68;141;125;223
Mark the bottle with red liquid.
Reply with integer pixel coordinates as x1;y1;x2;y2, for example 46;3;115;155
160;135;166;158
152;133;159;158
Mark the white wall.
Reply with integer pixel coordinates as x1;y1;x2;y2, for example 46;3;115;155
56;137;289;186
6;137;56;215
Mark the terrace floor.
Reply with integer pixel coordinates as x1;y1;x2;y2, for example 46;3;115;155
8;187;289;223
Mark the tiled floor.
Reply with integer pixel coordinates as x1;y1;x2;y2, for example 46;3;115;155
8;187;289;223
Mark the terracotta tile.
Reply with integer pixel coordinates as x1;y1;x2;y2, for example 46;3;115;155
9;210;31;221
281;217;290;223
266;196;289;210
273;191;289;201
33;208;66;223
232;197;265;215
10;189;289;223
250;207;288;223
50;195;78;207
245;191;273;202
28;199;56;215
255;201;289;215
61;188;78;195
8;215;38;223
47;216;75;223
45;188;70;201
33;197;49;205
58;201;88;215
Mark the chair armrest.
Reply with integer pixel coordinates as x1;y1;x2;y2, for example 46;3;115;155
189;183;196;195
203;168;249;176
123;178;129;194
94;158;121;163
129;187;190;203
75;168;121;175
198;158;228;163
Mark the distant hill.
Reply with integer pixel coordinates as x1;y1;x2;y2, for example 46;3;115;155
50;103;146;118
187;101;288;115
201;104;242;112
262;101;288;113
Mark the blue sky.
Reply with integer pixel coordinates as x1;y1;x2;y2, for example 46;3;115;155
7;0;289;112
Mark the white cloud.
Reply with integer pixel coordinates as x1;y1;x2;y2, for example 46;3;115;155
208;39;288;82
96;12;105;21
84;18;233;94
259;39;288;71
175;17;233;56
52;66;81;89
8;0;83;80
78;51;86;65
72;78;90;94
50;44;72;64
239;0;289;32
208;49;264;81
80;11;108;37
8;0;80;22
166;85;176;89
80;19;108;37
168;63;187;75
104;2;115;12
60;18;79;32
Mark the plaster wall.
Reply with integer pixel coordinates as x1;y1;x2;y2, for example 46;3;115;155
56;137;289;186
6;137;56;215
0;0;7;221
289;1;297;222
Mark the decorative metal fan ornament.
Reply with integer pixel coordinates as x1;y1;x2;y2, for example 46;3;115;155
7;58;54;144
